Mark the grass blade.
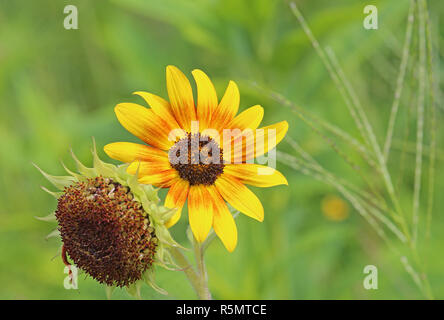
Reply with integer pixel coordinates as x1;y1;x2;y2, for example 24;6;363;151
383;0;415;162
412;0;427;245
423;0;437;240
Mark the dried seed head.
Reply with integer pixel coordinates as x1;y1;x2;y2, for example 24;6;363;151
56;176;157;287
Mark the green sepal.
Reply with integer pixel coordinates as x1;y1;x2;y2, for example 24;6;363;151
143;268;168;296
33;163;75;191
186;226;194;245
156;206;178;224
155;223;184;249
61;160;83;181
142;185;160;203
35;212;56;222
45;229;60;240
69;148;96;177
105;285;116;300
92;139;118;179
40;186;63;198
153;249;180;271
126;281;143;300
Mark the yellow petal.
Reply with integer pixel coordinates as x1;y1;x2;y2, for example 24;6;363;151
224;164;288;187
192;69;218;130
164;178;189;228
211;81;240;131
221;105;264;164
128;162;177;188
114;103;174;150
133;91;180;129
127;160;171;176
207;186;238;252
215;174;264;222
246;120;288;160
229;120;288;163
226;105;263;131
166;65;196;132
137;171;178;188
104;142;168;164
187;185;213;242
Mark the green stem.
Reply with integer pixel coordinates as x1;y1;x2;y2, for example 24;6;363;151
409;241;434;299
192;238;212;300
170;246;211;300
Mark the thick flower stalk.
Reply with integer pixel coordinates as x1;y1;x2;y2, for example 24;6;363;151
35;142;179;298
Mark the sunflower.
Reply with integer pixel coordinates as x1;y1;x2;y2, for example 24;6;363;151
104;65;288;252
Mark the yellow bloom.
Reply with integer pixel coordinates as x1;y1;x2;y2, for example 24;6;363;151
104;65;288;252
321;195;349;222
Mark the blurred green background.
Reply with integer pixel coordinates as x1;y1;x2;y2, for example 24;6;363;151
0;0;443;299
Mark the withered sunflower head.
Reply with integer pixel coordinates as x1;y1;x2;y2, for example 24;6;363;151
56;176;157;287
35;141;179;295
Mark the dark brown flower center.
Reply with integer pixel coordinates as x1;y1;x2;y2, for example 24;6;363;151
168;133;224;186
56;176;157;287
